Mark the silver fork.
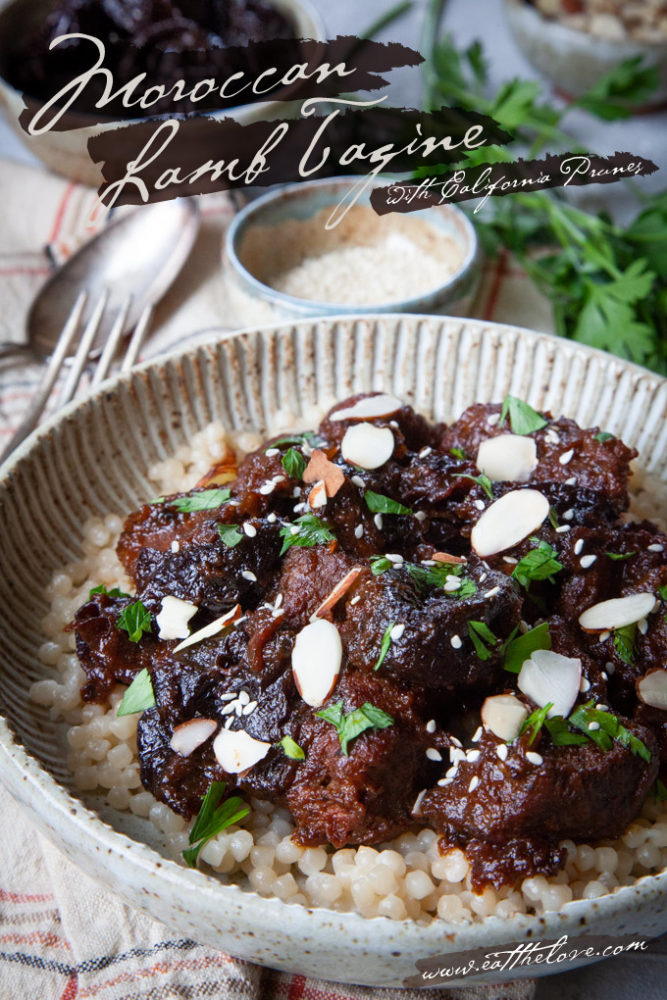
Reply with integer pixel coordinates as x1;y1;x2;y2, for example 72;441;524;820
0;290;153;464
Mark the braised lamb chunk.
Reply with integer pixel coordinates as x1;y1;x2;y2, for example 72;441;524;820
440;403;636;523
420;724;658;845
339;560;522;700
72;592;157;702
287;671;438;847
319;393;442;453
276;546;368;627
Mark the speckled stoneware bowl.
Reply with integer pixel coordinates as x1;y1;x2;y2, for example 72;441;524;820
0;0;325;186
223;178;481;325
0;315;666;989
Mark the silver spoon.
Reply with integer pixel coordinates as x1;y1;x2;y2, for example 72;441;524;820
0;198;200;362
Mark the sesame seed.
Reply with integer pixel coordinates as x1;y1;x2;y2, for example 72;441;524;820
351;475;365;488
273;475;286;484
267;512;277;523
484;586;500;598
224;717;233;729
390;623;405;641
271;608;285;619
545;430;560;444
450;747;465;764
354;524;364;539
648;543;664;553
438;777;454;786
349;595;361;606
389;420;399;429
559;449;574;465
466;749;481;763
503;556;518;565
638;617;649;635
556;525;570;533
599;630;610;642
221;703;237;715
450;737;463;748
426;748;443;762
596;704;609;712
426;719;436;733
444;576;462;592
450;634;462;649
588;722;600;731
468;776;480;792
496;744;508;761
292;487;301;498
265;448;280;457
479;572;487;583
472;727;483;743
293;502;308;514
474;499;486;511
234;703;243;716
243;701;257;715
290;525;300;535
580;555;597;569
580;677;591;692
526;751;543;765
445;766;458;778
386;554;404;565
415;510;427;522
238;691;250;705
220;692;237;701
243;523;257;538
241;570;257;582
601;672;608;681
421;559;436;566
565;477;577;486
419;446;432;458
563;509;574;521
274;594;283;608
574;538;584;555
170;540;180;553
259;482;275;495
374;514;383;530
487;413;500;426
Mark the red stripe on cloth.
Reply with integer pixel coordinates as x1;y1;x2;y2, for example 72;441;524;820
288;974;307;1000
0;266;51;276
482;248;508;321
48;183;77;245
61;972;79;1000
0;930;71;950
0;888;55;904
81;953;237;997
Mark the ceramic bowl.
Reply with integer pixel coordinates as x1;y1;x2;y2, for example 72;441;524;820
0;315;666;989
223;178;481;325
0;0;325;186
505;0;667;102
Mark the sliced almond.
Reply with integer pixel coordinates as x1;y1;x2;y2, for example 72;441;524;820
471;489;550;557
173;603;242;653
341;423;395;470
314;566;363;618
213;728;272;773
476;434;538;483
518;649;581;719
432;551;467;565
330;394;403;421
481;694;529;742
578;593;657;632
637;669;667;711
303;449;345;497
291;618;342;707
156;595;199;641
308;480;328;509
169;718;217;757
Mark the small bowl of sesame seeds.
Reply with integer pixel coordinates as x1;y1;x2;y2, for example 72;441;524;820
222;177;481;325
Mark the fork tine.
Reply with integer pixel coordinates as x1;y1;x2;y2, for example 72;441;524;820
120;303;153;373
0;291;87;464
90;295;132;390
59;288;109;406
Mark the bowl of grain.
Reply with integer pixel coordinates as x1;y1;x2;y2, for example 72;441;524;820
0;314;665;988
222;177;481;325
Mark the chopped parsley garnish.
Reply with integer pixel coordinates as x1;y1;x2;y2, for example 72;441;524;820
408;561;461;586
276;735;305;760
606;551;636;561
279;513;336;556
370;555;393;575
117;668;155;717
657;584;667;602
594;431;615;443
116;600;152;643
519;702;553;746
568;700;651;762
316;701;394;756
468;620;498;660
217;524;244;548
503;622;551;673
374;622;396;671
89;584;130;599
364;491;413;516
457;579;479;599
545;715;589;747
613;623;637;665
453;472;494;500
450;446;467;460
512;540;563;590
281;448;307;480
183;781;250;867
548;506;559;530
168;489;231;513
267;432;324;451
499;395;548;435
654;779;667;802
